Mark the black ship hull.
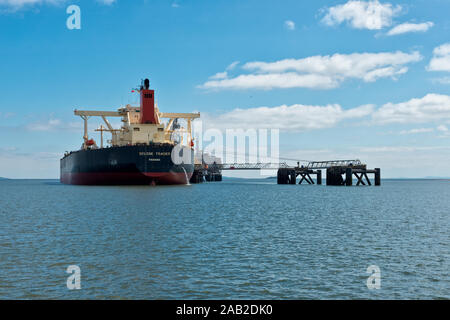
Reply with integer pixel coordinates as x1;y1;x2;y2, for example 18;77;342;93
60;144;193;185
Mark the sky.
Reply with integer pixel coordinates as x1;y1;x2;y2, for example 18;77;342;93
0;0;449;178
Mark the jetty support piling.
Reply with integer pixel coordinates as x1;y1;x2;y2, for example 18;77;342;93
345;168;353;186
189;169;204;184
277;168;296;184
317;170;322;185
326;165;380;186
277;167;323;185
375;168;381;186
326;167;344;186
289;170;296;184
190;163;223;184
296;168;322;185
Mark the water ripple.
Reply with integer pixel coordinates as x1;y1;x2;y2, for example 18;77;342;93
0;179;448;299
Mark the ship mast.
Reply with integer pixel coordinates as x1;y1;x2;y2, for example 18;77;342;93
95;125;106;148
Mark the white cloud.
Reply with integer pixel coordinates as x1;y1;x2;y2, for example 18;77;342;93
201;73;338;90
399;128;434;135
0;149;62;178
284;20;295;30
0;112;15;119
97;0;116;5
372;93;450;124
0;0;114;10
322;0;401;30
200;51;421;90
27;119;62;131
242;51;420;76
206;62;240;81
432;76;450;85
357;146;447;153
387;22;434;36
209;71;228;80
0;0;63;10
428;43;450;72
202;103;374;132
437;125;450;138
208;61;240;80
26;118;82;131
226;61;239;70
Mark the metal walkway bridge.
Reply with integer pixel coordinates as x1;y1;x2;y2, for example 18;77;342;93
191;159;380;186
196;159;363;171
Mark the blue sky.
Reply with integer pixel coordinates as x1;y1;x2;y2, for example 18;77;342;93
0;0;450;178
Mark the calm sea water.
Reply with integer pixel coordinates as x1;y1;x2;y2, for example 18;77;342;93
0;178;448;299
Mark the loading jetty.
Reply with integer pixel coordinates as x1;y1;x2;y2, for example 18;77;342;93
190;160;381;186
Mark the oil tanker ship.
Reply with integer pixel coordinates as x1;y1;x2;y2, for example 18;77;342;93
60;79;200;185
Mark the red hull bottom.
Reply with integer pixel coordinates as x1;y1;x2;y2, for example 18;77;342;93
60;172;191;185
